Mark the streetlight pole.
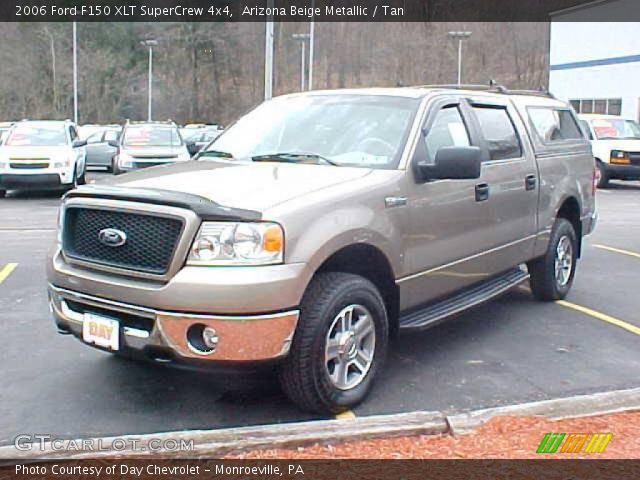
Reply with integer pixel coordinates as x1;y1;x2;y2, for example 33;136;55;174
141;39;158;121
308;10;315;90
292;33;310;92
264;0;274;100
72;22;78;124
447;31;472;85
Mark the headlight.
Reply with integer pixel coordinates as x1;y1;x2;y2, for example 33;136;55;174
118;151;134;168
53;154;72;168
610;150;630;164
187;222;284;266
56;205;66;246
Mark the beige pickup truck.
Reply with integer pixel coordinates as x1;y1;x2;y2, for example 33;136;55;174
48;86;597;414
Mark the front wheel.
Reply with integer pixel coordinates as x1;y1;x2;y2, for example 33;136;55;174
279;272;388;415
112;159;123;175
596;161;609;189
77;163;86;185
63;167;79;193
0;190;5;198
528;218;578;301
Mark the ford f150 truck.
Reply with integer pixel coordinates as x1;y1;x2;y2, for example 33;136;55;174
48;86;597;414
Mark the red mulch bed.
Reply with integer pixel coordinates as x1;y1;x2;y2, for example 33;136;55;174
227;411;640;459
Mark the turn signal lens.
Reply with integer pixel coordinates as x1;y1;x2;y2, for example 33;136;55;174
263;225;284;253
610;150;630;164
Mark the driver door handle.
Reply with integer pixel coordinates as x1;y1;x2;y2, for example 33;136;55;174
475;183;490;202
525;174;537;191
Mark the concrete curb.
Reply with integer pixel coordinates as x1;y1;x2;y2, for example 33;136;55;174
2;387;639;460
445;386;640;436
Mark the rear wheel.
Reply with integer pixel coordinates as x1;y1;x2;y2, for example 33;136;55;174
528;218;578;301
0;190;5;198
279;272;388;415
595;161;609;189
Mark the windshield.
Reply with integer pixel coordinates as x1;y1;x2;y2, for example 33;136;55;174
590;119;640;140
5;124;67;146
201;94;420;168
123;125;182;147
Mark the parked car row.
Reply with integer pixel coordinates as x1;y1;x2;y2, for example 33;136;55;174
0;119;224;195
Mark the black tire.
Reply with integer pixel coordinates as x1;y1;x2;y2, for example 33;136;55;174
0;190;5;198
279;272;388;415
63;167;79;193
528;218;578;301
77;163;86;185
596;161;609;189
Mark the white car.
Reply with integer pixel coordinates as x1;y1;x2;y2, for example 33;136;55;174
578;114;640;188
0;120;87;197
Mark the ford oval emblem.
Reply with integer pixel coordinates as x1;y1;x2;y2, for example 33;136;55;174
98;228;127;248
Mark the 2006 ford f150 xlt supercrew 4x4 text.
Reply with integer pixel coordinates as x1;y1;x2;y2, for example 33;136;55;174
47;86;597;414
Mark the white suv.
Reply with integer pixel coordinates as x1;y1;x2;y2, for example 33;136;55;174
0;120;87;197
578;114;640;188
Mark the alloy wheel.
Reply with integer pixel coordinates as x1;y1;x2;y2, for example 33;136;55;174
554;235;573;286
325;304;376;390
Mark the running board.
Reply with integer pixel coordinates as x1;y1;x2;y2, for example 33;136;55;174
399;267;529;330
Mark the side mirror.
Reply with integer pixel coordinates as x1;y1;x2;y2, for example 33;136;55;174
417;146;482;181
107;140;119;148
186;142;198;155
72;139;87;148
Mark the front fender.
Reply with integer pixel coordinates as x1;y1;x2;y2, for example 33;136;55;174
284;204;403;278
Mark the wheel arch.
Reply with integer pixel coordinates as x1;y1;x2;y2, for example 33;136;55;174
556;196;582;257
313;243;400;337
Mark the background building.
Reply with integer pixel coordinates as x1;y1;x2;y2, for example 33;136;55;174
550;1;640;120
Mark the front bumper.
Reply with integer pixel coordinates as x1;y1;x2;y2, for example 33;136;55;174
49;284;300;364
119;160;180;171
604;163;640;180
0;173;67;190
48;247;312;314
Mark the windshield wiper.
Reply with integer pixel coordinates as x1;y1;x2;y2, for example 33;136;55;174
251;152;340;166
197;149;234;159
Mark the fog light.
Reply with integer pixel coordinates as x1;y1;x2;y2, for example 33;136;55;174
186;323;219;355
202;327;219;349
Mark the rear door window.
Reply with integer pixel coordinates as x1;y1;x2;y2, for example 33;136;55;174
471;106;522;160
528;108;583;143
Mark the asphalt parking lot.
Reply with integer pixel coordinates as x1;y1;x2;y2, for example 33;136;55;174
1;173;639;445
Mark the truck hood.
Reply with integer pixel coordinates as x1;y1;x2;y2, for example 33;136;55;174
0;145;70;159
99;160;373;211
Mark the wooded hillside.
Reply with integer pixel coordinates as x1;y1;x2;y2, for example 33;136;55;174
0;22;549;125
